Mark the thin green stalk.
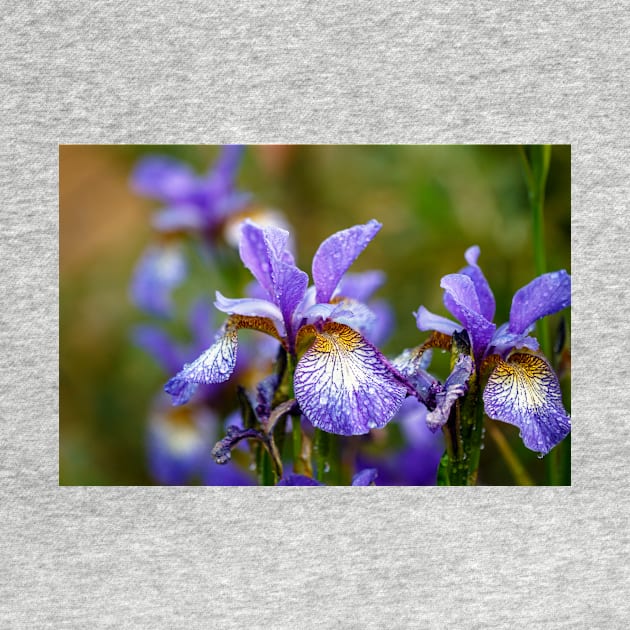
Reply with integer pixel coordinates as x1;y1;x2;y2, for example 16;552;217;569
314;429;338;484
292;415;304;475
521;145;559;485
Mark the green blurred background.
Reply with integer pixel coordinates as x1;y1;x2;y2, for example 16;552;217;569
59;145;571;485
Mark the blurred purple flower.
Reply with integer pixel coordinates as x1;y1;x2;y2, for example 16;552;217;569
165;220;411;436
132;145;250;234
130;244;187;317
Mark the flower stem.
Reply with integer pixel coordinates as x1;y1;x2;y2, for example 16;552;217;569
314;429;338;484
521;145;559;485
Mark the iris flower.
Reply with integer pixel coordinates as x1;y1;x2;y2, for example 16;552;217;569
129;146;248;317
131;145;250;235
165;219;410;436
414;246;571;455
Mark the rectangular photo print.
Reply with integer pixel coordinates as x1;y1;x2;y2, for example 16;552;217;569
60;145;571;486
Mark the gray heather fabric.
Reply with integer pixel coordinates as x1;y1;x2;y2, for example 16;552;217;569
1;2;628;628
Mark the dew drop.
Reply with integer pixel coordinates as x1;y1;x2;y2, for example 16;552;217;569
368;419;377;429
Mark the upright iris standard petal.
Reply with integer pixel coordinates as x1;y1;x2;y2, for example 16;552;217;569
312;220;382;304
239;220;281;297
509;270;571;335
441;274;496;356
294;322;406;436
483;352;571;455
238;221;308;333
271;259;309;335
461;246;495;322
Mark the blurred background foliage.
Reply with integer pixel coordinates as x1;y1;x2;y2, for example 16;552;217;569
60;145;570;485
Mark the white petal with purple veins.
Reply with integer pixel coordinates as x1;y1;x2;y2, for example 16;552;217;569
294;323;406;436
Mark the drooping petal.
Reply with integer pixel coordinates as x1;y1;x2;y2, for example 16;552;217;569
509;270;571;335
312;220;382;304
483;352;571;455
336;270;386;302
441;274;496;356
415;306;462;337
425;354;474;432
162;376;200;407
214;291;286;337
294;322;406;436
461;246;495;322
131;156;199;203
351;468;378;486
164;322;239;405
130;245;187;317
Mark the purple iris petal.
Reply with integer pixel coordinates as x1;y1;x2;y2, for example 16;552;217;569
239;220;292;297
294;323;406;436
483;353;571;455
415;306;462;337
132;325;184;374
163;377;199;407
131;156;199;204
441;274;496;356
489;323;540;358
130;245;187;317
238;221;308;333
351;468;378;486
461;246;496;322
214;291;286;337
312;220;382;304
509;270;571;335
277;474;323;486
336;270;386;302
425;354;474;432
164;323;239;405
